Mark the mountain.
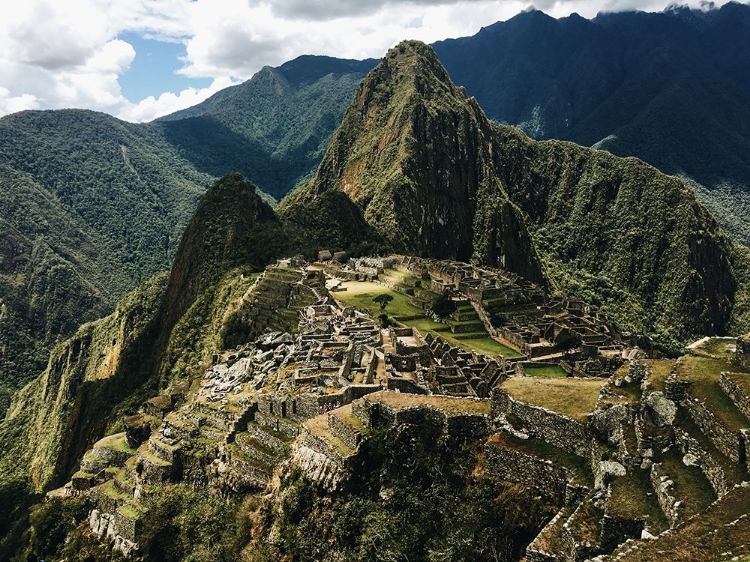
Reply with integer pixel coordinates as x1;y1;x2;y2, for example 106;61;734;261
282;41;737;348
0;173;282;504
0;41;747;560
432;2;750;243
0;110;209;416
157;55;377;199
0;58;372;408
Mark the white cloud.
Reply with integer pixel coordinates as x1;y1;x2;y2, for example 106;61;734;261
119;76;239;122
0;0;746;122
0;88;40;114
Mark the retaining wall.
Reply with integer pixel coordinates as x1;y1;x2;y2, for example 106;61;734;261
492;389;591;458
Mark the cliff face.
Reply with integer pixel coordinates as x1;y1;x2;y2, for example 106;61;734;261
0;174;290;496
487;126;737;341
281;40;737;343
0;274;167;493
279;41;544;284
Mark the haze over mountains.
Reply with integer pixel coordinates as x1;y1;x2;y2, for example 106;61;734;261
1;1;749;412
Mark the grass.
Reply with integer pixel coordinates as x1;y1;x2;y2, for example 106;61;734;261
500;377;604;422
523;365;568;378
609;484;750;561
608;470;668;533
117;503;144;519
693;337;737;359
568;498;603;545
658;448;717;519
643;359;676;392
331;404;369;433
675;355;750;431
304;415;356;457
380;268;421;286
488;431;592;485
674;410;748;486
334;281;424;317
723;372;750;408
334;280;523;358
101;479;133;502
365;390;491;415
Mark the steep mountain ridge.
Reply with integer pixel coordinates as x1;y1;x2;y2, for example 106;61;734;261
433;2;750;243
280;42;544;284
282;40;737;345
3;4;750;404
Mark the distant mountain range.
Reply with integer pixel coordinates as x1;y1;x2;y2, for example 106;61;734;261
1;2;749;409
0;42;745;558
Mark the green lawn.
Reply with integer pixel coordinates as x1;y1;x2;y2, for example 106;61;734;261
334;281;424;317
693;337;737;359
523;365;568;378
500;377;604;422
642;359;676;392
334;281;523;358
658;448;716;518
675;355;750;431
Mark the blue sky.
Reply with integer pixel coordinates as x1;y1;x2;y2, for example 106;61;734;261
0;0;744;122
117;33;211;102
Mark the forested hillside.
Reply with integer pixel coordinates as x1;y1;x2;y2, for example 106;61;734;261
433;2;750;242
0;58;372;408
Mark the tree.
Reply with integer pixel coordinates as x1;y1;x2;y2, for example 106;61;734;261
373;293;394;312
430;292;456;319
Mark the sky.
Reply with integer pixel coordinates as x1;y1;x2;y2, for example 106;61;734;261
0;0;742;123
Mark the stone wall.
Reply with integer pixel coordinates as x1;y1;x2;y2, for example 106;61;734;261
601;485;645;552
224;446;274;489
385;377;429;394
328;411;362;450
650;462;682;527
682;395;743;462
719;372;750;419
560;502;602;562
599;514;644;554
254;411;300;440
393;340;431;366
353;395;491;444
735;334;750;370
299;428;350;468
246;423;286;451
674;428;729;497
235;433;279;466
288;385;382;421
290;441;347;491
484;441;569;504
525;507;568;562
492;389;591;458
445;413;492;442
115;507;142;543
664;378;691;402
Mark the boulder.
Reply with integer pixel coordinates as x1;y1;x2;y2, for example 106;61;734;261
644;391;677;427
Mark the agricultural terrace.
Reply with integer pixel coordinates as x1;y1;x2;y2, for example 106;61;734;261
499;377;605;422
333;280;522;358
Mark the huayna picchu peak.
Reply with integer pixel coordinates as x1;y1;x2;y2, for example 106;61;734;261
282;40;738;347
3;15;750;562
